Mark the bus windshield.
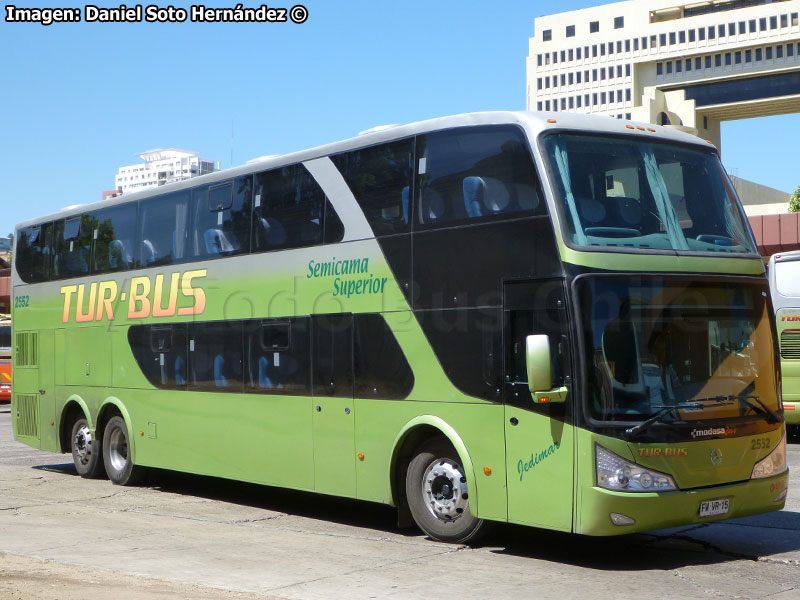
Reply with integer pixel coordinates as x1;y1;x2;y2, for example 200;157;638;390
579;277;778;424
542;133;757;255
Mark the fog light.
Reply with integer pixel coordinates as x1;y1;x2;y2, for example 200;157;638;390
610;513;636;526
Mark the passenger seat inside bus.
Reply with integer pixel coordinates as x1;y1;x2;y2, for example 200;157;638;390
204;229;236;256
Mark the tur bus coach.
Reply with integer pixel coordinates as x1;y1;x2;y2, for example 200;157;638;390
11;112;787;543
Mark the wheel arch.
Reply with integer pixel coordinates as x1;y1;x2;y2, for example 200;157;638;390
58;395;92;453
389;416;478;516
97;397;136;461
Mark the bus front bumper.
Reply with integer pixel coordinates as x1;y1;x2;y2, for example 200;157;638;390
578;471;788;536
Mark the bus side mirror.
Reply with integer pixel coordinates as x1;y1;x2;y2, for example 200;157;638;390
526;334;568;404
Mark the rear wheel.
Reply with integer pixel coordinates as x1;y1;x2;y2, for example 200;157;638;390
102;416;144;486
71;417;105;479
406;438;490;544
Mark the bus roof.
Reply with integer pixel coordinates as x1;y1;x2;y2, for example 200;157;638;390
15;110;715;230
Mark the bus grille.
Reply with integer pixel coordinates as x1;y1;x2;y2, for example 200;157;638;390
15;394;39;438
780;330;800;359
15;332;38;367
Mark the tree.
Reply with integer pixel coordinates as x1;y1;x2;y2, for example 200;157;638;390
790;185;800;213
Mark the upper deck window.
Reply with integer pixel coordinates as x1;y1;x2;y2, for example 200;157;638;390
415;126;543;229
774;260;800;297
542;133;757;255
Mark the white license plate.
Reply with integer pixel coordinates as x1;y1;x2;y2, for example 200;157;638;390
699;498;730;517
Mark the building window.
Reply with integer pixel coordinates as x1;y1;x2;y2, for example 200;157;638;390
666;61;673;74
705;55;712;68
577;95;582;108
592;44;598;57
625;88;631;102
685;58;692;71
695;57;702;70
542;29;552;41
577;71;582;83
724;52;731;66
669;32;676;45
593;68;598;81
735;51;741;64
568;72;574;85
566;24;575;37
585;94;590;106
787;44;794;57
614;16;624;29
657;62;663;75
745;49;752;62
650;34;656;48
601;44;606;56
766;46;773;60
593;92;598;105
590;20;599;33
777;45;784;59
553;51;558;64
617;89;623;102
616;64;622;78
537;78;542;90
679;30;686;43
715;54;722;67
760;17;767;31
792;13;798;27
634;38;639;51
771;16;777;30
625;39;630;52
727;22;735;36
601;91;607;104
709;26;716;39
781;14;788;28
756;48;762;61
537;54;542;66
676;60;682;73
617;40;622;53
577;47;582;60
560;74;566;86
689;29;695;42
699;27;705;41
569;96;574;109
569;48;574;61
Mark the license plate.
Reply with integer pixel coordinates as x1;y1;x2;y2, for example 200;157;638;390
699;498;730;517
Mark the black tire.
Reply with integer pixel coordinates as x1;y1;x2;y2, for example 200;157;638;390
102;416;144;486
405;438;490;544
71;417;105;479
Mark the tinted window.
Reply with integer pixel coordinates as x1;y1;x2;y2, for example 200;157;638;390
0;325;10;350
190;321;244;392
15;224;52;283
354;314;413;399
190;177;253;260
92;203;137;273
324;199;345;243
52;215;93;280
331;139;414;236
246;318;311;395
253;164;324;252
416;126;543;228
138;190;191;267
127;324;188;389
312;314;353;398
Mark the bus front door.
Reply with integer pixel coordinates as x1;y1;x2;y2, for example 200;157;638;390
503;280;574;532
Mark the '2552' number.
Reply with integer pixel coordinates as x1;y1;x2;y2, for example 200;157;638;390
14;295;29;309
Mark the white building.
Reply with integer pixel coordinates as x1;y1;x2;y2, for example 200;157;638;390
114;149;217;194
527;0;800;150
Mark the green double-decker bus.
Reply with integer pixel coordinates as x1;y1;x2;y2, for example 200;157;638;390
11;112;788;543
768;251;800;436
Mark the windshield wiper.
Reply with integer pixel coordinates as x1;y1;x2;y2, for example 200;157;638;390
623;402;701;440
623;398;734;440
693;393;780;424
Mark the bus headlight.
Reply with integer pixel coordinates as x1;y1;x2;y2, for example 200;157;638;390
751;433;788;479
596;444;677;492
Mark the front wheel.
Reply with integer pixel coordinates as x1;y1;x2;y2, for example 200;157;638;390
71;417;105;479
405;438;490;544
102;416;144;486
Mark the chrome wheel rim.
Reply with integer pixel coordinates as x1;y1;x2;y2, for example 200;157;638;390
422;458;469;522
73;425;93;465
108;427;128;472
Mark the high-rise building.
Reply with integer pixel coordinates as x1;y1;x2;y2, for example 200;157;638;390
527;0;800;149
114;149;218;195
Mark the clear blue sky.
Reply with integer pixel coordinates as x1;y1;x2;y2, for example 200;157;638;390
1;0;798;237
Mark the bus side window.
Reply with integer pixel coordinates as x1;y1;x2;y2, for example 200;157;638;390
137;191;191;267
246;318;310;395
416;126;544;228
312;314;353;398
189;321;244;392
92;203;137;274
331;139;414;237
52;215;94;280
253;164;324;252
353;314;414;399
14;223;53;283
190;176;253;260
127;324;188;390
